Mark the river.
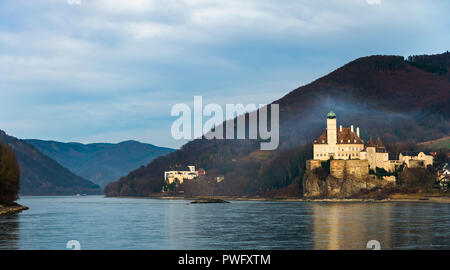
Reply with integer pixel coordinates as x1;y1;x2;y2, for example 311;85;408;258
0;196;449;250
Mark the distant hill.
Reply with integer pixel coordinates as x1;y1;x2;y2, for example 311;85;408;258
105;52;450;197
0;130;101;195
26;139;174;188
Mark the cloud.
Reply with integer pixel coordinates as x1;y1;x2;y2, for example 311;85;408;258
67;0;81;5
0;0;448;148
367;0;381;5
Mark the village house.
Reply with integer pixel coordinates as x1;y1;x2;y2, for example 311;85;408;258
313;111;433;172
164;166;205;185
399;151;434;168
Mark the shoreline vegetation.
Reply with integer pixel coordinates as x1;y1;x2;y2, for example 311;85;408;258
0;203;29;215
0;141;27;215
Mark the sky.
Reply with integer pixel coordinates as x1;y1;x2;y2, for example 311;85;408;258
0;0;449;149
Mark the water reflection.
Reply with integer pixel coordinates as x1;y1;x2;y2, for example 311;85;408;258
0;215;19;250
312;202;450;250
312;203;393;249
388;203;446;249
2;197;450;250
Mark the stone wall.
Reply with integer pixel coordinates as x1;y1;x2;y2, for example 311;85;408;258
330;159;369;179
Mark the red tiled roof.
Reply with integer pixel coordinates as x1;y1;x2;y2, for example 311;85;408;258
314;128;363;144
365;137;387;152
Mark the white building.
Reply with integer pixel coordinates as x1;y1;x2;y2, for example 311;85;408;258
313;110;364;160
399;152;434;168
313;111;433;172
164;166;198;185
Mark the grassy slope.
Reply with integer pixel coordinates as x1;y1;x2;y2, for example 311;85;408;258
419;136;450;151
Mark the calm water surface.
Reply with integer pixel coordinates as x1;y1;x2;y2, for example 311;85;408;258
0;196;449;250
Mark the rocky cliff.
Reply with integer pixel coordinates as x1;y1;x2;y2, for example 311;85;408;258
302;160;394;198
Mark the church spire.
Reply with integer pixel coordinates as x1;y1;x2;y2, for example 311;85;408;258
327;110;336;119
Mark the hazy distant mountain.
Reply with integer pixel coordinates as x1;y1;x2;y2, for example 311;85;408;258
0;130;101;195
26;139;174;188
104;52;450;197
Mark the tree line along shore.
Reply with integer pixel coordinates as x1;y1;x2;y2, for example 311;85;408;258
0;142;27;215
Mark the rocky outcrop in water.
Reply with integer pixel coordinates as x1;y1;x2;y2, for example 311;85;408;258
191;198;230;203
303;160;394;198
0;203;28;215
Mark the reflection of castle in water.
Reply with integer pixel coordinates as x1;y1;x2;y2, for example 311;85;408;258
311;203;447;250
312;203;393;250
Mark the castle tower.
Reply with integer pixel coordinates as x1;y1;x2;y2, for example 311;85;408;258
326;110;337;145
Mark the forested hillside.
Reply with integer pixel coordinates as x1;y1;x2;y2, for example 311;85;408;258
105;52;450;197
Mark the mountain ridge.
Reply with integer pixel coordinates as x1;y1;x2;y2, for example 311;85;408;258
102;52;450;197
0;130;101;195
26;139;175;188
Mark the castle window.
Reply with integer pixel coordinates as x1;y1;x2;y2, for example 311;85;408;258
348;140;350;143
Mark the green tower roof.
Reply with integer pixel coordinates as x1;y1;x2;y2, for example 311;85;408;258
327;110;336;119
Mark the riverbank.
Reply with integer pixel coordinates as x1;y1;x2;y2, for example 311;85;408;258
118;192;450;203
0;202;29;215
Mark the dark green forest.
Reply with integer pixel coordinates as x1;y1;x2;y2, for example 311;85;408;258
406;52;449;75
0;142;20;204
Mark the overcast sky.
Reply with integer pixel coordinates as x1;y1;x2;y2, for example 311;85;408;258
0;0;448;148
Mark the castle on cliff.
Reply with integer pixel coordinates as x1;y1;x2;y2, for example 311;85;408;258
313;111;433;172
